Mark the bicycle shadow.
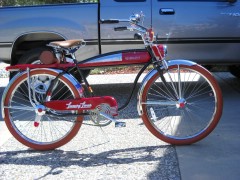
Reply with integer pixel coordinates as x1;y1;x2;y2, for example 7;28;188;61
0;145;178;180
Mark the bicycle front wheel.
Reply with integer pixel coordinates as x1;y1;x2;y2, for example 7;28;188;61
2;69;83;150
140;64;223;145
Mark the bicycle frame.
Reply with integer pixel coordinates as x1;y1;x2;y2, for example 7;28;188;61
6;48;154;112
6;38;197;117
6;49;152;70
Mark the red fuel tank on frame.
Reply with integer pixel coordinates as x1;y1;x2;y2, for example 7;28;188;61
78;50;151;68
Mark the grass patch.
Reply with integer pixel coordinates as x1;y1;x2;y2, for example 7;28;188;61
90;65;153;75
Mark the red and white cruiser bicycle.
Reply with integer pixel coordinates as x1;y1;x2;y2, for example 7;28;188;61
1;13;223;150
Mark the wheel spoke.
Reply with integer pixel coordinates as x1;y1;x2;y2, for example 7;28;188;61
4;106;35;111
142;100;176;106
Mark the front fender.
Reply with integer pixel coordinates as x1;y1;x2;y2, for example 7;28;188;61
167;59;197;67
137;59;196;116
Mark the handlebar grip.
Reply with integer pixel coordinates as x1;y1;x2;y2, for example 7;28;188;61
100;19;119;24
114;27;128;31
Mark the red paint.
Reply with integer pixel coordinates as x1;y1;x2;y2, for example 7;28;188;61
179;102;185;108
34;122;40;127
6;50;151;71
44;96;118;116
122;51;151;63
151;44;165;60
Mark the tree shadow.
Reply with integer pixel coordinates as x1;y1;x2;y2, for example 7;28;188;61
0;145;178;179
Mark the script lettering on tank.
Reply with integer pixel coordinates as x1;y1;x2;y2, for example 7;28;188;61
66;101;92;109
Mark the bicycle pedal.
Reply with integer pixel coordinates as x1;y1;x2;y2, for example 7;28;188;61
115;121;126;128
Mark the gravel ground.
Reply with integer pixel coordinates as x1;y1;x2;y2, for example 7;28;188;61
0;120;180;180
0;62;9;78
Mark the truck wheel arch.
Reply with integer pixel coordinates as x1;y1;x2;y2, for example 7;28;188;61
11;32;66;65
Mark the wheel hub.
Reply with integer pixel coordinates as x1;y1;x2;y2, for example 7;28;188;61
176;98;187;109
35;105;46;115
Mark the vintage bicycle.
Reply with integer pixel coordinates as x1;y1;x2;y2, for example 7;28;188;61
1;13;223;150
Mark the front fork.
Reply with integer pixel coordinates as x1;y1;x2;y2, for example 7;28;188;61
150;53;180;101
146;46;170;92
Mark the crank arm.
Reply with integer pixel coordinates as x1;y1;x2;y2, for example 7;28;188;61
100;112;126;127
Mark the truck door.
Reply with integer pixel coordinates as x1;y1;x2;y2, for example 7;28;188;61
152;0;240;64
100;0;151;54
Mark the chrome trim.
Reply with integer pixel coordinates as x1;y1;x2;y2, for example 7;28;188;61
85;53;122;63
27;67;37;108
1;68;83;119
167;59;197;67
0;42;12;47
137;59;196;116
163;45;168;57
137;69;156;116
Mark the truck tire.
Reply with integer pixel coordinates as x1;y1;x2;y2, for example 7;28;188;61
14;47;91;81
10;47;50;79
18;47;48;65
229;65;240;78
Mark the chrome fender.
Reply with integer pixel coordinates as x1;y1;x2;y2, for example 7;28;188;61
137;59;197;116
1;68;83;119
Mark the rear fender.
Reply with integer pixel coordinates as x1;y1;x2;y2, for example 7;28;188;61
1;68;83;118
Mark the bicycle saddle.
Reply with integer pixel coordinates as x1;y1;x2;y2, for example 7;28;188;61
49;39;84;48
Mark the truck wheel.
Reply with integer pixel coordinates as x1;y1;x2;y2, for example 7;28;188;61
10;47;49;79
229;65;240;78
18;47;48;65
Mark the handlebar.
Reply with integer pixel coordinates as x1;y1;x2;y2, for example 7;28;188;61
100;12;155;44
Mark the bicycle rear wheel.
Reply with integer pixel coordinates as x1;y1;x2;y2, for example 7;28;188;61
2;69;83;150
140;64;223;145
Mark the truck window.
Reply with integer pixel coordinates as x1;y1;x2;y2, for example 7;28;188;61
0;0;98;7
